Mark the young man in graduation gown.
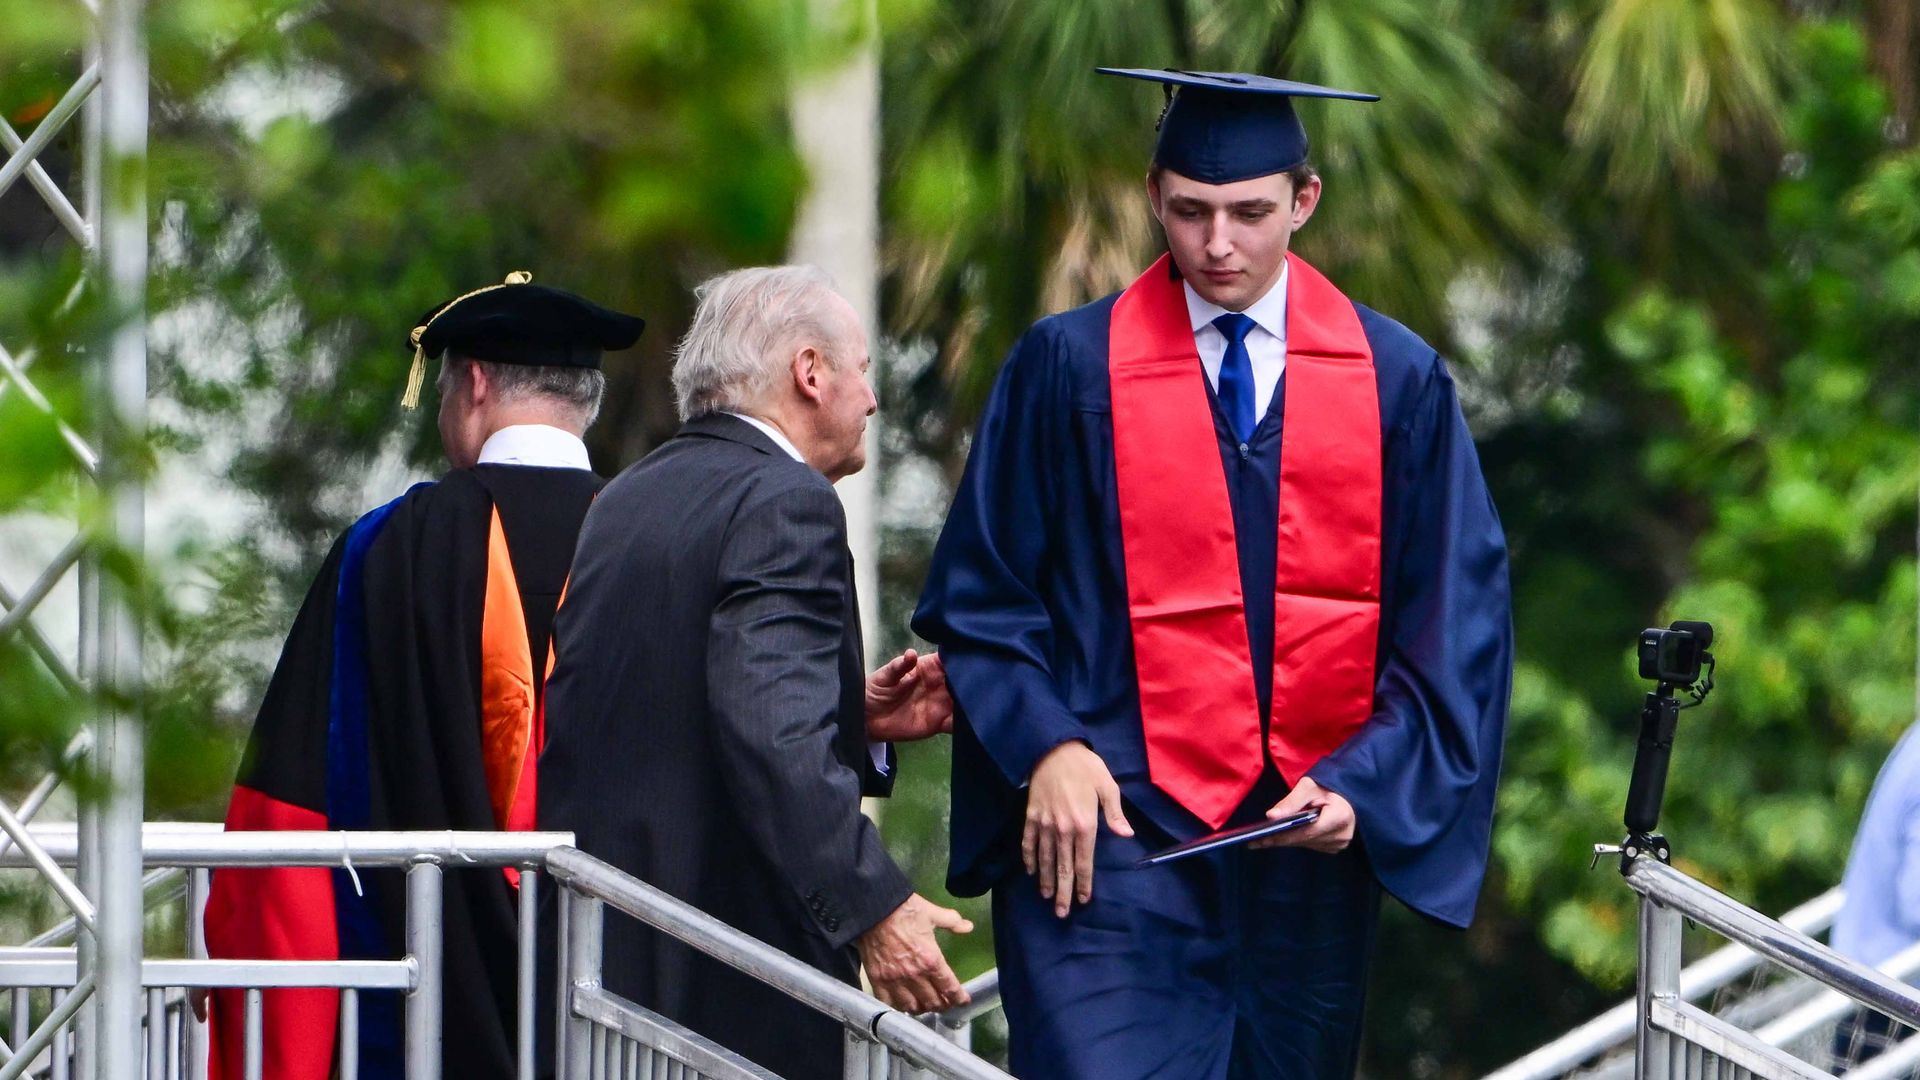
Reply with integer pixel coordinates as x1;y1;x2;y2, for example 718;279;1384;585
912;70;1513;1079
202;273;644;1080
541;266;971;1080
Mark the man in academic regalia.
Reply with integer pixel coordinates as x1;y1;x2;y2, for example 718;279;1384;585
912;70;1513;1079
203;273;645;1080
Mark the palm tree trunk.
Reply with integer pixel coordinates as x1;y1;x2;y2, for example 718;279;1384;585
789;0;882;657
1869;0;1918;142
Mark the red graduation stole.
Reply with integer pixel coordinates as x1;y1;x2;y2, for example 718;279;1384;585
1108;252;1383;827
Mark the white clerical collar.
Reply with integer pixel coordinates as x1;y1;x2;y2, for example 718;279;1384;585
724;411;806;463
476;424;592;470
1183;261;1290;342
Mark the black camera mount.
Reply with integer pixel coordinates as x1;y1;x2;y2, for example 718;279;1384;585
1618;620;1716;871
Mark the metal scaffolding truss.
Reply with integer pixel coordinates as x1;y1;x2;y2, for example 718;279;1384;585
0;0;148;1077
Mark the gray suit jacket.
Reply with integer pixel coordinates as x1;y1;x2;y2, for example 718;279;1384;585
539;412;909;1079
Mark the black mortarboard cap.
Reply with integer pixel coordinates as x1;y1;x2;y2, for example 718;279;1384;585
1096;68;1378;185
400;271;646;408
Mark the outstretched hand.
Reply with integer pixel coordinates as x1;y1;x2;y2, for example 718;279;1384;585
866;649;954;743
858;893;974;1014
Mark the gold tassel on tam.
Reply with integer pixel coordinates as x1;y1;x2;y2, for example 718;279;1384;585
400;333;429;410
399;270;535;409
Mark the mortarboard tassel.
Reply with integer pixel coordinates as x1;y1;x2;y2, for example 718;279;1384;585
399;270;535;410
401;331;428;410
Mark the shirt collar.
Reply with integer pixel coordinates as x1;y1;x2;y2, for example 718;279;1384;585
1183;261;1290;341
724;411;806;463
475;424;592;470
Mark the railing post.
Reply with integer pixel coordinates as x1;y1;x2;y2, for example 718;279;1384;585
555;887;570;1080
405;857;443;1080
186;868;209;1080
938;1018;971;1051
1638;893;1681;1080
518;867;537;1080
845;1025;903;1080
845;1028;864;1080
562;888;602;1079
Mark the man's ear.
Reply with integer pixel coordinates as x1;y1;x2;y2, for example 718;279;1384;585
463;359;491;407
1291;175;1323;231
791;345;827;403
1146;171;1166;227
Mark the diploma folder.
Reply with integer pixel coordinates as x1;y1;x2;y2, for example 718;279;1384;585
1135;809;1321;867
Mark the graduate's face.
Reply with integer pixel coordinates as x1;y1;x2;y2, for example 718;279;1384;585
1149;168;1321;312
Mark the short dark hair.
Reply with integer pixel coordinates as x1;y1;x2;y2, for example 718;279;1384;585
1151;161;1318;199
437;354;607;428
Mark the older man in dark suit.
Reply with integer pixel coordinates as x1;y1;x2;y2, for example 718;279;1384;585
539;265;970;1080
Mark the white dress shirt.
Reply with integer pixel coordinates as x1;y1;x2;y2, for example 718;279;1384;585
725;411;807;464
1183;262;1290;427
724;411;891;774
476;424;593;470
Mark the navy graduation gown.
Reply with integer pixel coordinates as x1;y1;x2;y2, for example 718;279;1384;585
912;291;1511;929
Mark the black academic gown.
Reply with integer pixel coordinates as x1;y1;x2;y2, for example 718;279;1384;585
205;463;602;1080
539;414;908;1080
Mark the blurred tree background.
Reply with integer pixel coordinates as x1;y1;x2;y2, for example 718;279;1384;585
2;0;1918;1075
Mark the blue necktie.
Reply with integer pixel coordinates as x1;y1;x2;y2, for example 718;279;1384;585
1212;312;1258;443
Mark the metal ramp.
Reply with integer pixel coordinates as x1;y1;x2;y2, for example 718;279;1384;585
1484;869;1920;1080
1487;878;1920;1079
0;824;1012;1079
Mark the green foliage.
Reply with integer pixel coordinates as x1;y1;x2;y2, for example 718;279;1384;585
1493;19;1919;1003
1566;0;1790;195
878;0;1537;425
131;0;823;559
1;0;831;824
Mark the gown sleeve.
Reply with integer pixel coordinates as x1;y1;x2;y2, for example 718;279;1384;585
912;324;1088;788
1306;360;1513;928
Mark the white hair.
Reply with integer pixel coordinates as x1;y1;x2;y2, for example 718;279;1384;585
437;355;606;429
671;265;846;422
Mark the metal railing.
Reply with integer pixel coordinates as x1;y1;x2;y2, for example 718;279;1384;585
928;970;1000;1054
546;846;1009;1080
1485;888;1848;1079
0;826;1013;1080
0;825;570;1080
1623;854;1920;1080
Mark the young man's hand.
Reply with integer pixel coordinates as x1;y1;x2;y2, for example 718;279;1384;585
1249;776;1356;853
1023;741;1134;917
